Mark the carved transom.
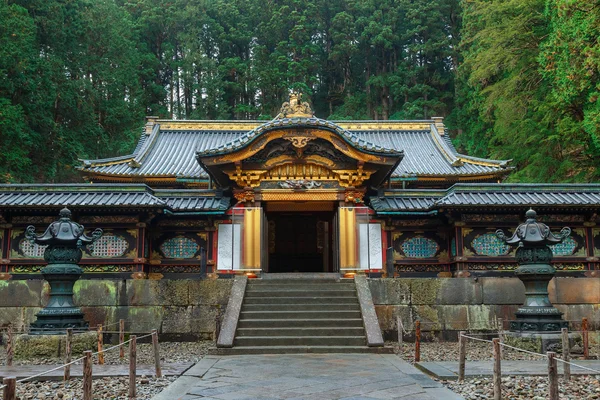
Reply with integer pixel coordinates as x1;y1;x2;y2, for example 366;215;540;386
284;136;315;148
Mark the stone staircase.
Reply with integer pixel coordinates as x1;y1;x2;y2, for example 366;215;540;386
217;277;391;354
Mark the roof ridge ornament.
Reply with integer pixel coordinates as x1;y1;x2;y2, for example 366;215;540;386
276;92;314;119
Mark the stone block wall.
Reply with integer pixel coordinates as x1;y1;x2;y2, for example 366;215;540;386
0;279;233;341
369;277;600;340
0;277;597;342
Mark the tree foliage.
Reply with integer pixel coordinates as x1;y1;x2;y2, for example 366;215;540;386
0;0;598;182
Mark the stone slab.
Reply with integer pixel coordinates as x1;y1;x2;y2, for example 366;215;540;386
0;362;192;381
416;360;600;380
481;277;525;305
216;275;247;348
170;354;464;400
550;277;600;304
355;275;384;347
0;280;43;307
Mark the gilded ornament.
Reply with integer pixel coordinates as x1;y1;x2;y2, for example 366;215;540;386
276;92;314;118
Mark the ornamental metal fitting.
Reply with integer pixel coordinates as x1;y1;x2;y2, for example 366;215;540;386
25;207;103;248
496;209;571;248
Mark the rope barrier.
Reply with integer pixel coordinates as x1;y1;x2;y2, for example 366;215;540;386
89;332;156;357
460;334;494;344
554;358;600;375
461;332;600;376
16;356;86;383
5;330;158;386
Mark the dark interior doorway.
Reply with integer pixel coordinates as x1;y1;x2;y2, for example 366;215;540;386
267;212;334;272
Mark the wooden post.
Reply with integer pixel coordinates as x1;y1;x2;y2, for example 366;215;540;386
397;316;403;347
547;351;559;400
415;320;421;363
129;335;137;399
6;325;13;367
498;318;504;342
83;350;93;400
492;338;502;400
2;377;16;400
152;330;162;378
214;307;222;341
458;331;466;381
561;327;571;381
119;319;125;359
582;317;589;360
64;328;73;382
97;324;104;365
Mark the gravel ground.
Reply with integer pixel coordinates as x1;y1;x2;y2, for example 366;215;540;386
1;341;214;399
389;340;600;400
12;376;178;400
0;341;214;366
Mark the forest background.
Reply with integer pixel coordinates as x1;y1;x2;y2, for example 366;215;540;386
0;0;598;183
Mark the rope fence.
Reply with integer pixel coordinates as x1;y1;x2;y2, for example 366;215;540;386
458;329;600;400
1;319;163;400
396;316;599;364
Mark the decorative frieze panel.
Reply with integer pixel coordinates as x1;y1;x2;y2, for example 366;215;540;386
88;234;129;258
549;236;577;256
160;236;200;259
82;229;136;259
401;237;439;258
10;264;136;274
471;233;510;256
462;229;515;258
392;231;448;261
394;264;447;273
19;239;47;258
153;233;207;260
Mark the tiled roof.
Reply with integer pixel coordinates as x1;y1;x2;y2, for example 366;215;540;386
154;189;231;211
437;184;600;207
80;119;511;182
370;191;443;212
369;184;600;213
0;184;230;212
196;117;402;156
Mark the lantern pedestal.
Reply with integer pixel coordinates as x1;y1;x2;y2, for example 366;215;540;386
26;208;102;335
30;264;88;335
496;209;572;353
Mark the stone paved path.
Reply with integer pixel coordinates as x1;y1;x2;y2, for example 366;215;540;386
417;360;600;380
155;354;464;400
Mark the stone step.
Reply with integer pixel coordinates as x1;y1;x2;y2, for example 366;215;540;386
211;346;394;355
243;296;359;305
245;290;357;298
236;327;366;337
241;303;360;312
246;283;356;291
240;310;361;320
237;318;365;328
233;336;367;347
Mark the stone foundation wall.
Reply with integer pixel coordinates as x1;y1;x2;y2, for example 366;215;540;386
0;279;233;341
0;277;597;342
369;277;600;340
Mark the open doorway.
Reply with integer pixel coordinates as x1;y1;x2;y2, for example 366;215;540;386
265;204;335;273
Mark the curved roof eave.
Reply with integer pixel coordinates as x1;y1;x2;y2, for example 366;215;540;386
195;117;403;158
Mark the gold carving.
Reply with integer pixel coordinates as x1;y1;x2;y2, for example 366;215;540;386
276;92;314;118
205;128;385;165
261;191;340;201
156;120;430;131
234;190;255;203
344;190;365;204
284;136;315;148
